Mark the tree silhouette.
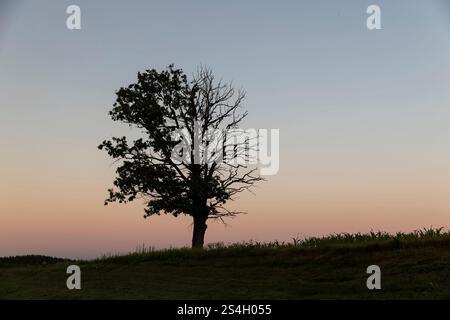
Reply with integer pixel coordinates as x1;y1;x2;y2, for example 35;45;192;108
99;65;263;248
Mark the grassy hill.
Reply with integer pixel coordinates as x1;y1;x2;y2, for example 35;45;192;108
1;228;450;299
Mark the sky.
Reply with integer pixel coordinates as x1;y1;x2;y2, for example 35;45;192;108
1;0;450;258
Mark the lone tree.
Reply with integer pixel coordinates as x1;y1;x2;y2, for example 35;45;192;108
99;65;263;248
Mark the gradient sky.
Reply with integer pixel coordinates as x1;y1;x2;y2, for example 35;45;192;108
1;0;450;258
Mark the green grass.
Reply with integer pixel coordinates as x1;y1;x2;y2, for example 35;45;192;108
1;228;450;299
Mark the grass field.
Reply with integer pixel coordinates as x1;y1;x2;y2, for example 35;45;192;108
1;228;450;299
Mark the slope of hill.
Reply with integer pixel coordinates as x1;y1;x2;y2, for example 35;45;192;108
1;229;450;299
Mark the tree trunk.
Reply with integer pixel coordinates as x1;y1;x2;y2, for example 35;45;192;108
192;216;208;249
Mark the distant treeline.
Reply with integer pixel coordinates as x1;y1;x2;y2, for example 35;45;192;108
0;255;70;268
